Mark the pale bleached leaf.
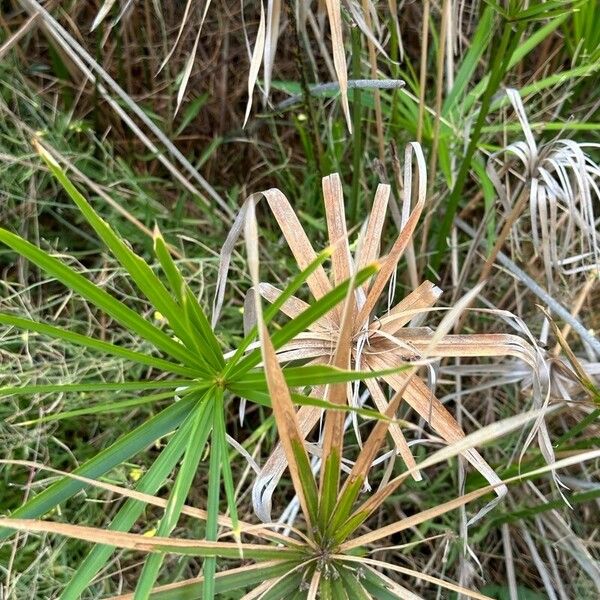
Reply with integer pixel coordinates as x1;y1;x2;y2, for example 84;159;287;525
325;0;352;131
244;2;267;127
91;0;118;31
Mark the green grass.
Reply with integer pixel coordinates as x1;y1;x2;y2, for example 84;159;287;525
1;1;599;598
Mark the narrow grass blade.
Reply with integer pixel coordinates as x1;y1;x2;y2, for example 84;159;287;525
203;389;225;600
17;391;181;426
0;312;199;377
0;228;197;367
154;226;224;370
133;395;214;598
35;141;217;366
90;0;118;30
114;562;299;600
344;445;592;549
0;518;303;560
0;395;197;542
362;568;404;599
259;323;319;527
152;225;186;303
235;364;410;389
0;379;195;399
442;5;494;114
318;281;355;531
325;0;352;131
263;0;282;101
21;0;231;217
462;13;568;115
214;392;240;542
243;1;266;126
182;288;225;371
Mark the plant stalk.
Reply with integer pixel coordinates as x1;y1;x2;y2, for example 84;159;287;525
350;26;363;222
432;16;524;271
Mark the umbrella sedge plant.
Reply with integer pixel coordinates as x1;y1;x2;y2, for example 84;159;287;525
1;346;598;598
0;141;394;599
2;185;597;597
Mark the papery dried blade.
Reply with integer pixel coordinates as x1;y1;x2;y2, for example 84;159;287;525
91;0;118;31
175;28;202;117
263;189;332;300
213;186;332;326
307;569;322;600
403;332;540;371
363;377;420;480
213;197;251;326
244;197;261;292
318;279;356;526
323;173;353;288
259;323;319;527
368;356;507;508
357;144;427;325
156;0;193;72
345;0;389;58
356;183;390;293
0;518;302;560
325;0;352;131
166;2;216;112
243;2;266;127
263;0;282;102
275;342;332;363
342;409;575;550
378;280;442;334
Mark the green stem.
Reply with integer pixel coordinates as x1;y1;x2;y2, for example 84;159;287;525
285;0;323;175
494;488;600;527
431;17;523;271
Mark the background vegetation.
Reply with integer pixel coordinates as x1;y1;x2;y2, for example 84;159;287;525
0;1;598;598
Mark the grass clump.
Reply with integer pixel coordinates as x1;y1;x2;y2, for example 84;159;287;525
1;1;599;598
